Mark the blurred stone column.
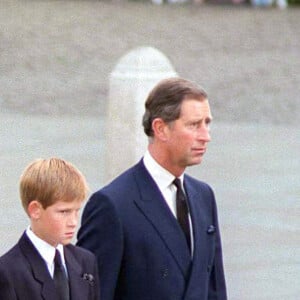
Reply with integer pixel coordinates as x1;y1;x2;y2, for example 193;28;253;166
105;46;177;183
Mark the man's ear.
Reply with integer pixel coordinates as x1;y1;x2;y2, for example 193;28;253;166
27;200;42;220
152;118;169;141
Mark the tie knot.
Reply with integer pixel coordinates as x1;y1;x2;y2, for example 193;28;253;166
173;178;182;190
54;249;63;268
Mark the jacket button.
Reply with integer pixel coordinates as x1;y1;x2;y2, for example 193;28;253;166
161;269;169;278
207;265;211;272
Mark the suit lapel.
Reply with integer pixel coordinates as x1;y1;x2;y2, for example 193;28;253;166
64;246;90;300
185;178;208;262
184;177;214;293
133;161;191;278
19;233;57;300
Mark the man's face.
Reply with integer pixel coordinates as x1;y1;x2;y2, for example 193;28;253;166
32;199;82;247
164;98;212;175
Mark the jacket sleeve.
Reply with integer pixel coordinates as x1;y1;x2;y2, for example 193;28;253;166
76;191;123;300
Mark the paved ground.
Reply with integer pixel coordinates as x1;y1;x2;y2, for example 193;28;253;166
1;1;300;299
1;1;300;123
1;112;299;300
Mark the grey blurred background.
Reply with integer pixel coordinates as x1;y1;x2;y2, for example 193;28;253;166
1;1;299;299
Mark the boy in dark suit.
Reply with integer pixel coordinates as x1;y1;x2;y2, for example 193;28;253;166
0;158;100;300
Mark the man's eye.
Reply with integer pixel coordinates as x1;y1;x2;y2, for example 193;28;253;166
189;122;199;129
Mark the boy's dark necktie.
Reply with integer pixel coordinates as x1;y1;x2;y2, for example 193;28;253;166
54;249;70;300
173;178;191;251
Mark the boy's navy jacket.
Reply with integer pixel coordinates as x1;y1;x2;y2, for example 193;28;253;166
0;232;100;300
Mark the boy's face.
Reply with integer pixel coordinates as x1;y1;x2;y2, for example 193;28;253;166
30;199;82;247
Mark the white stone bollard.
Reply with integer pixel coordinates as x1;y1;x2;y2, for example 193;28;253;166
105;46;177;183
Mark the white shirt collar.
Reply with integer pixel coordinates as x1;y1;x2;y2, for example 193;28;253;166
26;226;65;268
143;150;184;190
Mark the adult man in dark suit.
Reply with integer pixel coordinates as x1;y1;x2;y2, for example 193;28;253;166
77;77;227;300
0;158;100;300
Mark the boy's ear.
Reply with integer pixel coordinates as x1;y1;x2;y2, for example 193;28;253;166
27;200;42;220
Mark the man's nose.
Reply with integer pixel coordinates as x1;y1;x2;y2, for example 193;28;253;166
197;126;211;142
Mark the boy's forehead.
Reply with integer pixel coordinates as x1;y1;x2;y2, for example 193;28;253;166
48;198;83;209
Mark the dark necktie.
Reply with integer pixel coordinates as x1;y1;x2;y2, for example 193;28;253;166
54;249;70;300
173;178;191;251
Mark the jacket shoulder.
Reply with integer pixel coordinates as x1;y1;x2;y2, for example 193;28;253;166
65;244;96;262
185;173;213;191
93;161;144;200
0;242;23;267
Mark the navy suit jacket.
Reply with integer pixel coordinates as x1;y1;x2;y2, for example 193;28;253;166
77;160;227;300
0;232;100;300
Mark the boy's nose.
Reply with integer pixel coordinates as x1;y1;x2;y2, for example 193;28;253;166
68;213;78;227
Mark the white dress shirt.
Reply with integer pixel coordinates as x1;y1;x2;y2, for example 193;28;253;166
26;226;67;277
143;150;194;254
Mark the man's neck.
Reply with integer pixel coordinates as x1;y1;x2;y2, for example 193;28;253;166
147;146;185;177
